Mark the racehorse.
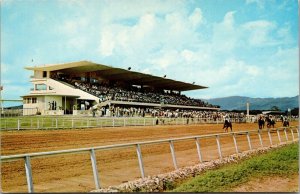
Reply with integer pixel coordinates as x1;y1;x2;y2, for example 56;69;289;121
258;116;265;129
283;119;289;127
223;120;232;132
266;116;275;128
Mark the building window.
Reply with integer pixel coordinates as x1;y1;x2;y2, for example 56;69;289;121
35;84;47;91
43;71;47;78
32;98;37;103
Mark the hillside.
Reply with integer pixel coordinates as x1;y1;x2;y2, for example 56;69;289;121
204;96;299;111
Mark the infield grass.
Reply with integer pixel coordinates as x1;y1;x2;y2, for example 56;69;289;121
170;143;299;192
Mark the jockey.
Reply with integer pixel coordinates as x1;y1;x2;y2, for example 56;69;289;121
224;114;230;122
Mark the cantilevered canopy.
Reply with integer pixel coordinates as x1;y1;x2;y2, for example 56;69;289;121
25;60;207;91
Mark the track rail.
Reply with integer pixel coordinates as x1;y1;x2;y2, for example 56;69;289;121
1;126;299;193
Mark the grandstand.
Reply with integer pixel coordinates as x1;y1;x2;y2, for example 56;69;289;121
22;61;220;116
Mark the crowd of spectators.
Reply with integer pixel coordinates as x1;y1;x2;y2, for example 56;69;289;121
69;80;219;108
105;105;246;121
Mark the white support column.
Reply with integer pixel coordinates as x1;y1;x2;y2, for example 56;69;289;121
232;133;239;154
25;156;34;193
169;140;178;170
195;138;203;163
90;148;101;190
136;144;145;178
64;96;66;115
216;135;222;159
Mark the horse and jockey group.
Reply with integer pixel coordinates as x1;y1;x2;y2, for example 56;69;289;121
223;114;290;133
258;114;289;130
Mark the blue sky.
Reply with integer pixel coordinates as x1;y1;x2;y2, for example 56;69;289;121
1;0;299;106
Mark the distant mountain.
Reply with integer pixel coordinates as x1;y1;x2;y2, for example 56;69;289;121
203;96;299;111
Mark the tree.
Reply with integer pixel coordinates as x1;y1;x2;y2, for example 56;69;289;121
271;106;280;111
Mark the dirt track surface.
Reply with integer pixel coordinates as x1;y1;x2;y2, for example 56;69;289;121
1;121;298;192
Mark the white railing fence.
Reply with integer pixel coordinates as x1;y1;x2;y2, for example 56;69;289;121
1;126;298;193
0;117;246;130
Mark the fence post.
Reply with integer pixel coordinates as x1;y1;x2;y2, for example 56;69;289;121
283;128;288;141
276;129;281;144
169;140;178;170
31;118;33;128
215;135;222;159
56;118;58;129
90;148;101;190
136;144;145;178
290;129;295;141
258;131;263;148
246;132;252;150
17;119;20;130
24;156;34;193
143;118;146;126
195;138;203;163
72;118;74;129
268;129;273;146
232;133;239;154
113;118;115;127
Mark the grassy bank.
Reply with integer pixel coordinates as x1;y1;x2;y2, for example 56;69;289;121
171;143;299;192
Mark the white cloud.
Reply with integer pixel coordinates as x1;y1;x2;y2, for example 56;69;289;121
242;20;276;46
212;11;238;52
98;0;186;24
149;50;181;69
189;8;204;28
246;0;265;9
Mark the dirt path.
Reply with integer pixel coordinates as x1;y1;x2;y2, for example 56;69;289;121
1;121;298;192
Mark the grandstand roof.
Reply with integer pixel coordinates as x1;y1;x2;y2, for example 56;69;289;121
25;61;207;91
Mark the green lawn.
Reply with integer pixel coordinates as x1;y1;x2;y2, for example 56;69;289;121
171;143;299;192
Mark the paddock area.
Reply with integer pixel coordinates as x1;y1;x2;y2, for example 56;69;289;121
1;121;299;192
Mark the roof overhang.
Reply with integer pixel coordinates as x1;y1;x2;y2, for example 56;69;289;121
21;94;80;98
25;60;208;92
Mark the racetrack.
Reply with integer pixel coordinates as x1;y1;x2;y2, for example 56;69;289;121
1;121;298;192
